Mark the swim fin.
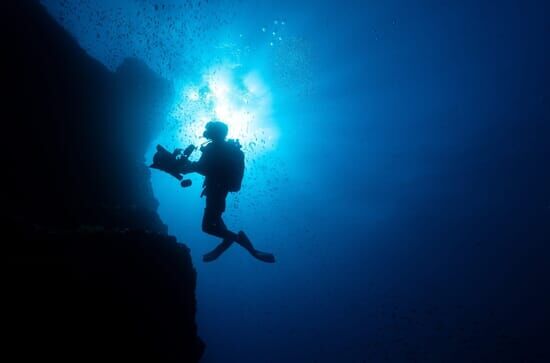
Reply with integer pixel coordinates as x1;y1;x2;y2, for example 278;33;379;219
237;231;276;263
252;250;276;263
203;239;233;262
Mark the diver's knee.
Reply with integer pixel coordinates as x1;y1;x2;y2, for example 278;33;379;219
202;221;219;235
202;222;212;234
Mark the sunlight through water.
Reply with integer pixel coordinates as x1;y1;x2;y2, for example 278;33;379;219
171;64;278;158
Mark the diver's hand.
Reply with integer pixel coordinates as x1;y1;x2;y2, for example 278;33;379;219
180;160;196;174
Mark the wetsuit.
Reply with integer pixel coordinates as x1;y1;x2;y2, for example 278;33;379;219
184;138;275;263
188;141;239;242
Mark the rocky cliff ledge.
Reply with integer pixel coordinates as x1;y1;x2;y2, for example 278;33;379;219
7;226;204;362
4;2;203;361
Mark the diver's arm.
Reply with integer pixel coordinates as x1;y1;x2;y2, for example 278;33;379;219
183;143;211;176
184;149;210;176
185;161;207;176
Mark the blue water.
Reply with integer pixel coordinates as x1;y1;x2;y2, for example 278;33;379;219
41;1;549;362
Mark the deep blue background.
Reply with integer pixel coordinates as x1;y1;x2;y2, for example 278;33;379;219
41;1;549;361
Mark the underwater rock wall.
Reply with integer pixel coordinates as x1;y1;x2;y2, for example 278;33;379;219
3;1;170;232
6;227;204;362
4;1;204;361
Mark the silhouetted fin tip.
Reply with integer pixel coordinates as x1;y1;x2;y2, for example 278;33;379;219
253;251;276;263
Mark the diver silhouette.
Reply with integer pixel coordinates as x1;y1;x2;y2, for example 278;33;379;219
184;121;275;263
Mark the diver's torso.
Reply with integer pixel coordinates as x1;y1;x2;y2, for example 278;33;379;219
201;141;234;194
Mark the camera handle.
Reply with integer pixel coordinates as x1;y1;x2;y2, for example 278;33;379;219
177;144;196;188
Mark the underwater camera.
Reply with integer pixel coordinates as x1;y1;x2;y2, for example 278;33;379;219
150;144;196;188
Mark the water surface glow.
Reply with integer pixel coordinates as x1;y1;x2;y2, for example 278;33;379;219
171;65;277;157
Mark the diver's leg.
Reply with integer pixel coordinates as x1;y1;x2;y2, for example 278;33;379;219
201;195;238;261
201;208;238;241
233;231;255;254
202;191;274;263
202;238;233;262
202;212;274;262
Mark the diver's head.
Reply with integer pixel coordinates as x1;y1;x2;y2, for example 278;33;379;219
203;121;228;142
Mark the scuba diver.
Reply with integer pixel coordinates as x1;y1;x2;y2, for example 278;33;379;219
182;121;275;263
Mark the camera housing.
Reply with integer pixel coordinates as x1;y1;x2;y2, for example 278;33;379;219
150;144;196;188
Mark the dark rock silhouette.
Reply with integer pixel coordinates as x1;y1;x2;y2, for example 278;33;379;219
4;1;204;361
3;1;169;232
7;226;204;362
